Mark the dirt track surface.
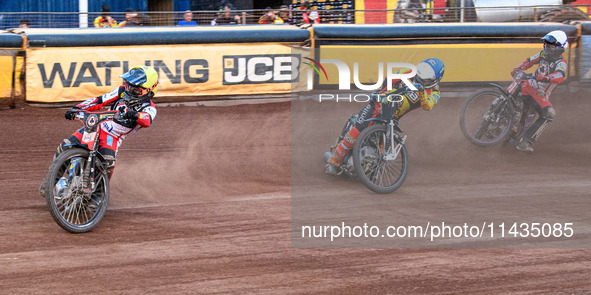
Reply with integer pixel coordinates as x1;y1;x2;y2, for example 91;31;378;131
1;94;591;293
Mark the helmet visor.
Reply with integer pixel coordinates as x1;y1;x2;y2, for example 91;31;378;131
120;68;148;87
542;35;559;45
125;82;149;97
416;76;438;89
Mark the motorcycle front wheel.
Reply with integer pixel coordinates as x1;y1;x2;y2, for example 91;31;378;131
43;148;110;233
353;124;409;194
459;88;514;147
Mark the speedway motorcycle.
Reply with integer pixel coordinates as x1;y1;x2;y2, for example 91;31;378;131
325;93;410;194
41;110;119;233
459;71;539;147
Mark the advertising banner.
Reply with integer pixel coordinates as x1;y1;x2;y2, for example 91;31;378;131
26;43;309;103
316;44;549;87
0;49;22;99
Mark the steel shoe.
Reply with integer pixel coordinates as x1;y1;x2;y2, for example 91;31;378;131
516;139;534;153
325;163;338;176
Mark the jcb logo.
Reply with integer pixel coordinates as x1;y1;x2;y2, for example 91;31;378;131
223;54;300;85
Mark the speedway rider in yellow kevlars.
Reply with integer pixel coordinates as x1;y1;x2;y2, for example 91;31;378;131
324;58;445;176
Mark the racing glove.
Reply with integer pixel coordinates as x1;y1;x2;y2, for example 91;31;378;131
413;83;425;93
536;73;550;83
511;69;523;79
123;110;139;122
64;108;79;120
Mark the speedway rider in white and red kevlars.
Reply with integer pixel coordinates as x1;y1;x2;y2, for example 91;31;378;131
39;66;158;197
511;30;568;153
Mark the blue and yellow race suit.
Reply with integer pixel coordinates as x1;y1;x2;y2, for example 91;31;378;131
328;68;441;167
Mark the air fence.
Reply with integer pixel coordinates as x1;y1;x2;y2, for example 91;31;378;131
2;22;591;106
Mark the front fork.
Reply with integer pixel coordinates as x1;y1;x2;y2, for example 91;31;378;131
384;121;406;161
82;133;101;196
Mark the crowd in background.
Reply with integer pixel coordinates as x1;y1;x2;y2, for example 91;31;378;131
94;4;152;27
89;2;321;28
13;2;325;29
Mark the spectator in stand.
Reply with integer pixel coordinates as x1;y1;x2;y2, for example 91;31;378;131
212;4;241;25
140;9;151;26
118;8;137;27
94;4;118;28
278;5;290;24
297;1;320;25
124;11;142;27
129;9;150;26
19;19;30;28
178;10;198;26
258;7;284;24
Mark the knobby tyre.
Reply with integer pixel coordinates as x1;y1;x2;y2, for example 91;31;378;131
459;88;513;147
353;124;409;194
43;148;110;233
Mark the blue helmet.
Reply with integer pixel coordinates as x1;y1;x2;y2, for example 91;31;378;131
416;58;444;89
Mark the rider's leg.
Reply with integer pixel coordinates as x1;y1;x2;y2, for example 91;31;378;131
326;101;378;175
326;126;361;174
39;128;85;198
516;96;555;153
100;154;116;181
97;131;119;181
54;128;84;159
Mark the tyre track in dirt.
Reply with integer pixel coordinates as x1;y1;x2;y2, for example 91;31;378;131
1;93;590;293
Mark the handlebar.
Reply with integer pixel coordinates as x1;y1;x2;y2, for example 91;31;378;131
513;70;534;82
74;110;119;132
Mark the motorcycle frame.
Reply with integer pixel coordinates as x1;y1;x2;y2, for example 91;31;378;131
72;110;118;195
487;81;538;141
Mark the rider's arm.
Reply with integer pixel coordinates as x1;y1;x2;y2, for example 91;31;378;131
74;86;122;111
542;58;568;84
511;52;541;77
377;68;414;94
136;101;157;128
419;87;440;111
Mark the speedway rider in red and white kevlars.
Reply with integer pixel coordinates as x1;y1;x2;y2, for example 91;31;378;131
511;30;568;153
39;66;158;199
63;66;158;175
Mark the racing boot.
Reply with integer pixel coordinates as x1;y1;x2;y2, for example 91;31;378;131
325;127;360;176
323;152;332;163
101;156;116;181
516;106;554;154
325;163;338;176
515;138;534;153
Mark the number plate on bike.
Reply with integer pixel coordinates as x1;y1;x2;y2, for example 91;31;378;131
82;131;96;143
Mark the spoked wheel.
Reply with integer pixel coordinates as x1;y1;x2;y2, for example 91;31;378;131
43;148;109;233
460;88;514;147
353;125;409;194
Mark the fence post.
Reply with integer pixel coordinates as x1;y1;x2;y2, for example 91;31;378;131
79;0;89;28
460;0;465;23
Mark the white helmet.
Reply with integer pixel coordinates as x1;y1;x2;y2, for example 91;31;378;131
541;30;568;60
415;58;445;89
